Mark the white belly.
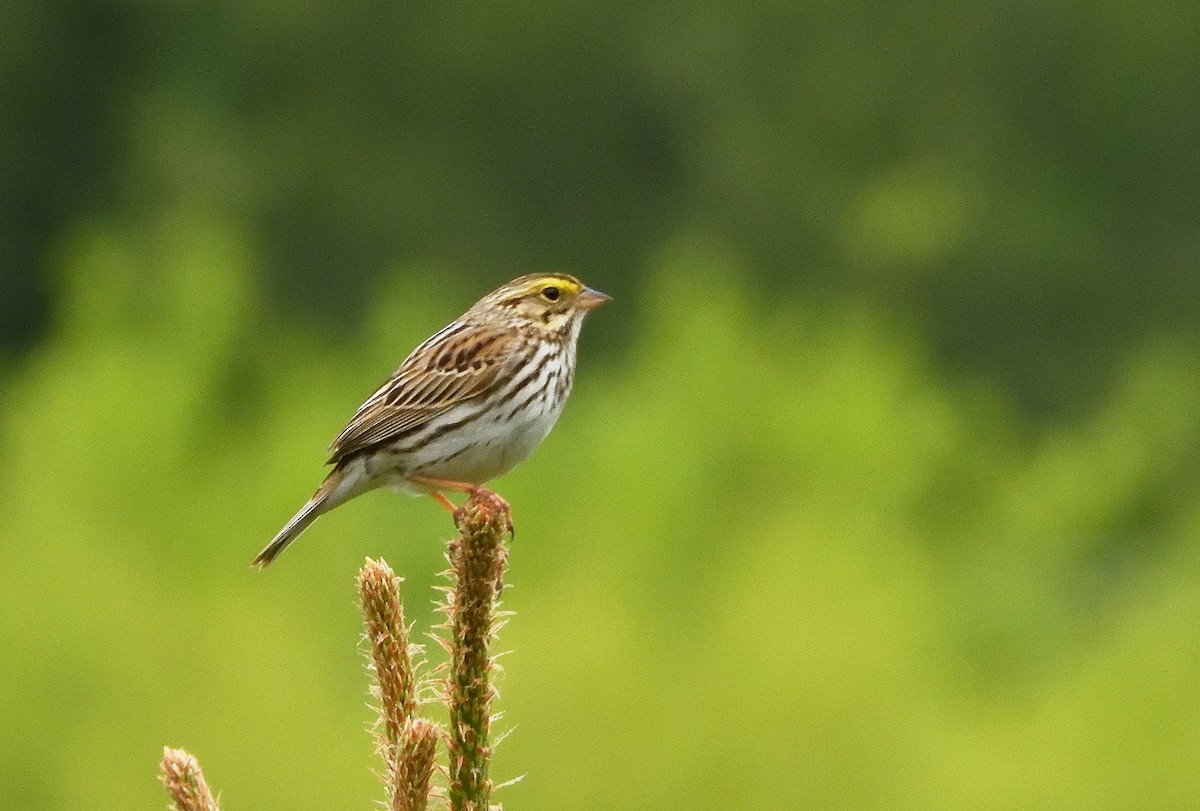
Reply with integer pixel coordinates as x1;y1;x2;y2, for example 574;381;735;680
434;404;560;482
372;394;567;493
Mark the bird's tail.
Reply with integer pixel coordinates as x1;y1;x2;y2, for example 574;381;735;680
252;465;365;569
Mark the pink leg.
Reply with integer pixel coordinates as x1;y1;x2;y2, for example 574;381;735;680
430;491;458;513
410;475;514;535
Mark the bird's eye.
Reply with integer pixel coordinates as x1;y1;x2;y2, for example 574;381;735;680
541;286;560;301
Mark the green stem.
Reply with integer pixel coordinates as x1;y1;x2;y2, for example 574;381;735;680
443;493;510;811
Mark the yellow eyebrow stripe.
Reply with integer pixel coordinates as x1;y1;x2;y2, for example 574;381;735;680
521;277;581;296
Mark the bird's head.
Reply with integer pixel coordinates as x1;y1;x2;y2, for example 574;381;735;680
472;273;611;333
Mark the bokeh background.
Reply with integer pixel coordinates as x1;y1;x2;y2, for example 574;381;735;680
4;3;1200;809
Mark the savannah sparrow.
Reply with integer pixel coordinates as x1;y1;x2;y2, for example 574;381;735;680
252;273;610;567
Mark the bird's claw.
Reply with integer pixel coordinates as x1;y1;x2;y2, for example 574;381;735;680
454;486;514;537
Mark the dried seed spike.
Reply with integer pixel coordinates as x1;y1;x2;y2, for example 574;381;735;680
393;718;440;811
438;491;512;811
160;747;220;811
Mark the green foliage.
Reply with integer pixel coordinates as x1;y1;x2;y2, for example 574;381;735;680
5;5;1199;806
2;221;1199;809
5;1;1200;415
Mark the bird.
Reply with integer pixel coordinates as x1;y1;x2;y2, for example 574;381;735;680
252;273;611;567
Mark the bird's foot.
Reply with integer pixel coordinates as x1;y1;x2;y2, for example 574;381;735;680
414;475;514;537
457;486;514;537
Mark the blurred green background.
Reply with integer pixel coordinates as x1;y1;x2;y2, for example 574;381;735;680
3;2;1200;809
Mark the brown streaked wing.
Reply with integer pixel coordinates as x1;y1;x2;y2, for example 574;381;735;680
326;323;520;463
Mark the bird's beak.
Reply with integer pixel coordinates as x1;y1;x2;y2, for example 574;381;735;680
576;286;612;311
